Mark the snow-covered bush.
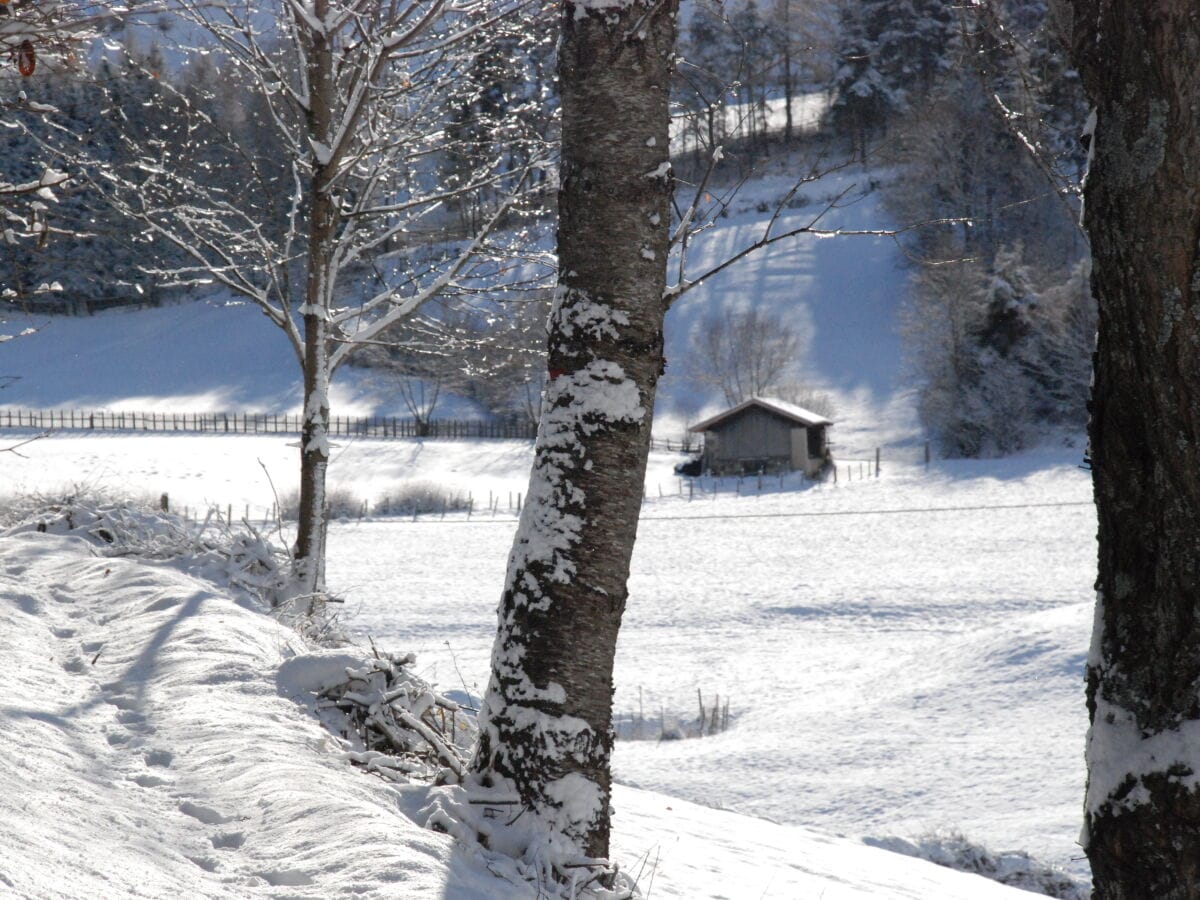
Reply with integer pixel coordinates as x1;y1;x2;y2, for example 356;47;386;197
282;650;476;785
277;486;364;523
866;832;1086;899
373;481;472;517
0;491;302;611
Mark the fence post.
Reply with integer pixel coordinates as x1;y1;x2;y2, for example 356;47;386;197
875;447;880;477
924;440;931;468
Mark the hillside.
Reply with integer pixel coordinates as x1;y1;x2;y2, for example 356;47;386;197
0;488;1084;898
1;162;916;449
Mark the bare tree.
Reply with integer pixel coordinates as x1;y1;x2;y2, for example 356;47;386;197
84;0;538;597
1053;1;1200;896
689;306;803;405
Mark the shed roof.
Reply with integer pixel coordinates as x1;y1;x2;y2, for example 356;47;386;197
689;396;833;433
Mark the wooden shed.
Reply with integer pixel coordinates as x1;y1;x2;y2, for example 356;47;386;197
689;397;832;477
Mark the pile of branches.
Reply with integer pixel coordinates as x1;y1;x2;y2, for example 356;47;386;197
317;652;475;785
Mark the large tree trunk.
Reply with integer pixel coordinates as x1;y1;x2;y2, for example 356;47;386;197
1062;3;1200;896
469;0;678;865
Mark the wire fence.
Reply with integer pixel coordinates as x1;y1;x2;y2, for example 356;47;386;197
0;408;538;440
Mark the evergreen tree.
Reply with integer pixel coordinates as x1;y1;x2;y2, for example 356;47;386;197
829;0;957;154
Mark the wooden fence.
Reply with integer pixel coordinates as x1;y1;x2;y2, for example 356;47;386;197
649;436;700;454
0;408;538;440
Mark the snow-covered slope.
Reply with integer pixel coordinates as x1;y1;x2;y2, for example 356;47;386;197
0;298;398;416
1;433;1096;892
2;165;915;447
0;515;1046;899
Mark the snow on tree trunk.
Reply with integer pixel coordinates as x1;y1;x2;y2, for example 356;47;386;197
469;0;678;864
1062;2;1200;895
295;310;331;596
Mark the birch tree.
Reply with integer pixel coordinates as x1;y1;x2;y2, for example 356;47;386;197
465;0;679;881
90;0;536;598
1054;1;1200;895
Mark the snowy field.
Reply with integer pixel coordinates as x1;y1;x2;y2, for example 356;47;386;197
0;160;1098;895
670;93;834;155
0;509;1045;898
2;431;1097;896
330;447;1095;877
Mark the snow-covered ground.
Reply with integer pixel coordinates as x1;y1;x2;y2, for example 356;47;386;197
0;463;1088;898
1;160;1097;896
326;449;1095;880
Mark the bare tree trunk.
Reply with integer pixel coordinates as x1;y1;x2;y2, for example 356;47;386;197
782;39;794;145
1061;2;1200;896
470;0;678;865
294;0;335;597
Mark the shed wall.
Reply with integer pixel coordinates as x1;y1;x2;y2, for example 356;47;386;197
709;407;791;464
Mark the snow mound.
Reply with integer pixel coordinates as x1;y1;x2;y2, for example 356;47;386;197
0;520;530;898
866;833;1086;899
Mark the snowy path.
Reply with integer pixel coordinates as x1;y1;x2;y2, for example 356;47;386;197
0;531;528;898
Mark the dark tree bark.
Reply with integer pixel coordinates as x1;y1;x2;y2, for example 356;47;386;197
469;0;678;867
1060;2;1200;896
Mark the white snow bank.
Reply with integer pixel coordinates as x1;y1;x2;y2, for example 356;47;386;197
0;529;528;899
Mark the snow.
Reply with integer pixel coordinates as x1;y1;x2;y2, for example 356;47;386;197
691;395;833;431
0;528;531;899
1084;695;1200;820
0;500;1061;898
0;161;1097;896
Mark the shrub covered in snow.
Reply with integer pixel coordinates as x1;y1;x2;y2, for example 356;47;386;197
373;479;472;517
282;649;476;784
277;486;365;522
866;832;1087;899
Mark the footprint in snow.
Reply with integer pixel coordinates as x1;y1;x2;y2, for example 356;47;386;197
257;870;314;887
179;800;234;826
210;831;245;850
116;709;153;732
143;748;173;768
105;729;133;747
